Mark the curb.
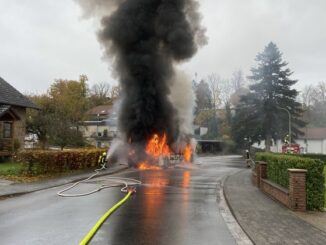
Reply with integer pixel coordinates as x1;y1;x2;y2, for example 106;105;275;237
221;170;255;245
0;165;129;199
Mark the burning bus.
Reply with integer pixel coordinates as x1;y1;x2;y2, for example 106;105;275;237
128;133;195;169
79;0;206;169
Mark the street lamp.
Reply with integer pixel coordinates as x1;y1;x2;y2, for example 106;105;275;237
243;136;251;161
277;106;291;146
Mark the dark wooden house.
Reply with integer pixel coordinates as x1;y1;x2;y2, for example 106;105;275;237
0;77;38;156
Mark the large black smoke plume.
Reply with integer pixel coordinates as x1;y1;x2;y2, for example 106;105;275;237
77;0;206;156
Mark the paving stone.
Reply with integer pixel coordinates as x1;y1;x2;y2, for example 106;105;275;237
224;170;326;245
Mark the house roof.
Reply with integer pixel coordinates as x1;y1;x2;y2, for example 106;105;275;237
87;104;113;116
0;105;21;120
0;77;39;109
0;105;10;117
298;128;326;140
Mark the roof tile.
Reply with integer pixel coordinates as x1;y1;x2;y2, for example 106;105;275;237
298;128;326;140
0;77;38;109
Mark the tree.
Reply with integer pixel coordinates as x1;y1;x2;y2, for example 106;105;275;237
234;42;305;151
207;74;221;110
194;80;213;112
301;81;326;127
49;77;89;148
26;95;54;149
312;81;326;102
110;85;122;100
89;82;112;106
301;85;314;108
48;116;85;150
27;76;90;149
230;69;246;92
193;79;219;139
49;77;89;125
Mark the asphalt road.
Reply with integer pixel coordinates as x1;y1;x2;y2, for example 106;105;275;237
0;155;245;245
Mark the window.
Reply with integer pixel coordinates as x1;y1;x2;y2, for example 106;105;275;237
3;122;13;138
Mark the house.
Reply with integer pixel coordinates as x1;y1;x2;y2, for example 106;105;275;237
253;128;326;154
0;77;38;156
79;104;118;148
293;128;326;154
86;104;114;121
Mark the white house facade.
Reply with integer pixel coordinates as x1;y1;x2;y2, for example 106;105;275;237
253;128;326;154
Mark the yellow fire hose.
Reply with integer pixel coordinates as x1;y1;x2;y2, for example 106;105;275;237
79;191;133;245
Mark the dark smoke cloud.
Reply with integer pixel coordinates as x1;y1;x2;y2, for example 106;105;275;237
77;0;206;147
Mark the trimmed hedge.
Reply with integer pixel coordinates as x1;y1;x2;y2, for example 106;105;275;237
256;152;325;211
17;149;106;175
300;154;326;165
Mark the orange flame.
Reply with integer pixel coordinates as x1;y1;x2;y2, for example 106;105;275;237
145;134;171;158
183;144;192;163
135;134;172;170
135;133;193;169
138;162;161;170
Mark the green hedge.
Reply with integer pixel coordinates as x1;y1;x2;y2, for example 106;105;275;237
300;154;326;165
256;152;325;211
17;149;105;175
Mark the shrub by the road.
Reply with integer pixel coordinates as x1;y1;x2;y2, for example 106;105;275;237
17;149;105;175
256;152;325;211
299;154;326;165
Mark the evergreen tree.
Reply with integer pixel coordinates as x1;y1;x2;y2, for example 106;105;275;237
194;80;213;113
233;42;305;151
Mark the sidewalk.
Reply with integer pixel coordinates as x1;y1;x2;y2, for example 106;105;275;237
0;164;128;198
224;169;326;245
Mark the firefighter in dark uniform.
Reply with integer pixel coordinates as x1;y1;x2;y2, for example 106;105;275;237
246;149;250;160
245;149;250;167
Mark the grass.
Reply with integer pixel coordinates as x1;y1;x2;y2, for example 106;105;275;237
0;162;25;176
0;161;98;183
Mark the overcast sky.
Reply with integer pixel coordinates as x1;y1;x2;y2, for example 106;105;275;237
0;0;325;94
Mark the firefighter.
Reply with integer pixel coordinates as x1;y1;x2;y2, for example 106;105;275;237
245;149;251;167
246;149;250;160
98;151;107;167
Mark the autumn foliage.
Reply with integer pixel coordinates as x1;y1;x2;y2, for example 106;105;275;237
17;149;105;175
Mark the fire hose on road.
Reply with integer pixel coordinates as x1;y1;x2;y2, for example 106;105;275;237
57;160;141;245
79;189;135;245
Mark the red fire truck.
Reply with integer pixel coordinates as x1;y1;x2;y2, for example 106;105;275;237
282;144;301;154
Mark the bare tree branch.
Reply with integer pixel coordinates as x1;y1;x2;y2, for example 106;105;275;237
207;73;221;109
91;82;111;98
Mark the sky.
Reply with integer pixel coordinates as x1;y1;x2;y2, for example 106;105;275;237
0;0;325;94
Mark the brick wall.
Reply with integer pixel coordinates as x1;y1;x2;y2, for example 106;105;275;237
288;169;307;211
260;179;289;207
252;162;307;212
252;171;257;186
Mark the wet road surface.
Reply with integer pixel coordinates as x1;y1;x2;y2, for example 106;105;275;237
0;155;245;245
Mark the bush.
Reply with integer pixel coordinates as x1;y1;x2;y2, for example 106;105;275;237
300;154;326;165
17;149;106;175
256;152;325;211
